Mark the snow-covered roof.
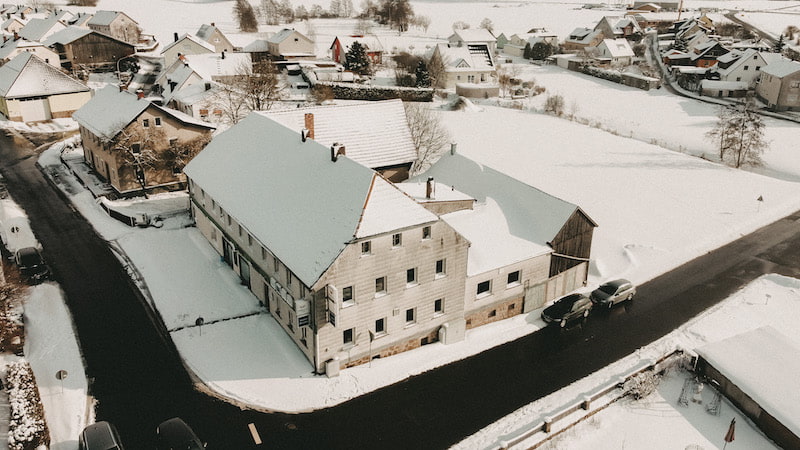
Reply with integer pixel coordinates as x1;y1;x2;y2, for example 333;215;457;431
158;61;202;103
1;16;25;30
0;52;88;99
262;99;417;169
268;28;310;44
42;26;96;46
160;33;215;55
195;23;219;43
184;52;250;80
599;38;634;58
170;80;220;105
395;180;475;203
435;43;495;70
0;37;45;60
409;152;587;276
243;39;269;53
332;35;384;52
760;60;800;78
697;326;800;438
67;12;92;27
183;113;434;287
87;10;131;27
700;80;748;90
18;15;63;42
449;29;496;43
73;85;213;141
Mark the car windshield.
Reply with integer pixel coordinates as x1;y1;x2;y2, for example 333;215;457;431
599;284;617;295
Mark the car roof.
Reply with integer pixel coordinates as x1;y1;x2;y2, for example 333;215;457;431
603;279;631;288
557;293;587;304
81;422;122;449
157;417;202;446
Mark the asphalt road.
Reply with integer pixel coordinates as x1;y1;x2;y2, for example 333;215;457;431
1;130;799;449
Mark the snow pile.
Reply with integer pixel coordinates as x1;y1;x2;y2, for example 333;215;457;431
5;360;49;450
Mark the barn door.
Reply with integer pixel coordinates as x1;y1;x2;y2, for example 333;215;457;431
523;282;546;312
19;98;51;122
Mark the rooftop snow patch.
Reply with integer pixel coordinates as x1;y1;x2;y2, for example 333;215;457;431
760;60;800;78
354;175;438;239
184;113;387;287
262;99;417;169
697;326;800;438
41;26;93;46
0;52;89;99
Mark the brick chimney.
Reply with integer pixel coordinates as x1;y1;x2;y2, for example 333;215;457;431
136;89;144;99
426;176;434;199
211;22;215;27
303;113;314;140
174;32;179;42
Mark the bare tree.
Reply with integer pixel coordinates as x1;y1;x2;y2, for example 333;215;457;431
544;93;565;116
709;98;767;168
404;103;451;175
479;17;494;33
161;135;212;174
114;122;164;196
496;64;520;98
234;0;259;32
202;82;249;125
235;60;284;111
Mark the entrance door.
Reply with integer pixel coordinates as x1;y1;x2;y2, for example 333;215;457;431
222;239;233;267
238;254;251;289
524;282;546;312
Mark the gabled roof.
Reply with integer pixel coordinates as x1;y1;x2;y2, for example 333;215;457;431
184;52;250;80
243;39;269;53
449;29;495;43
267;28;311;45
599;38;634;57
760;60;800;78
0;52;88;99
73;85;213;141
435;43;495;70
262;99;417;169
0;37;47;61
1;16;26;30
18;14;64;41
408;152;591;275
170;80;221;105
195;23;219;42
87;10;135;27
183;113;434;287
160;33;215;55
42;26;132;48
331;35;384;52
67;12;92;27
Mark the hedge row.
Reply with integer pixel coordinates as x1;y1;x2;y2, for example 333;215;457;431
6;361;49;450
316;81;434;102
582;65;623;83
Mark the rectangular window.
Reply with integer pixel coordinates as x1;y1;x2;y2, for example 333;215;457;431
343;327;354;345
507;270;520;286
226;214;232;226
273;256;279;272
477;280;491;296
744;65;749;71
406;268;417;285
422;226;431;239
434;298;443;314
261;246;267;260
247;234;253;246
375;276;387;295
435;259;446;277
142;119;150;128
238;224;243;237
392;233;402;247
405;308;416;324
375;318;386;334
286;271;292;287
361;241;371;255
155;117;162;127
342;286;354;305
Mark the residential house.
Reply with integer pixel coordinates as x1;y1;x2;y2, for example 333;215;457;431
690;39;730;68
563;27;604;52
432;42;496;89
448;28;497;55
0;36;59;66
87;10;140;45
73;85;215;195
711;49;770;87
1;15;26;34
195;23;234;53
184;113;470;374
632;1;679;11
330;34;384;65
263;100;418;182
630;3;662;12
593;38;635;66
65;12;93;28
155;52;249;103
503;30;559;58
495;32;509;50
43;26;135;70
404;152;596;326
169;80;226;125
756;60;800;111
0;52;90;121
242;39;270;65
672;15;715;40
17;12;66;42
593;16;644;42
160;33;215;66
266;28;315;60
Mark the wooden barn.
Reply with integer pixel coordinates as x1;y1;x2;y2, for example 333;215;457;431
43;26;135;71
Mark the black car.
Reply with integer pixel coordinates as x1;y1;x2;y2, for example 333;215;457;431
157;417;205;450
14;247;50;283
79;421;125;450
590;279;636;308
541;293;592;327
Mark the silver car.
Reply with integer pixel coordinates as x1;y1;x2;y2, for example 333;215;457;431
590;279;636;308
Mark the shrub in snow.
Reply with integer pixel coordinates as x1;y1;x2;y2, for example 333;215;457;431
0;284;24;354
317;81;433;102
5;361;50;450
623;370;661;400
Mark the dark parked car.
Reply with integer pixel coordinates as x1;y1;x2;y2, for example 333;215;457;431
541;293;593;327
157;417;205;450
590;279;636;308
79;421;125;450
14;246;50;283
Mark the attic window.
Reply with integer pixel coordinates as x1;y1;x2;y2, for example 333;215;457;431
142;119;149;128
155;117;162;127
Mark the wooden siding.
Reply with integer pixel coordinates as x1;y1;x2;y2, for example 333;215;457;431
549;208;596;277
57;34;134;68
